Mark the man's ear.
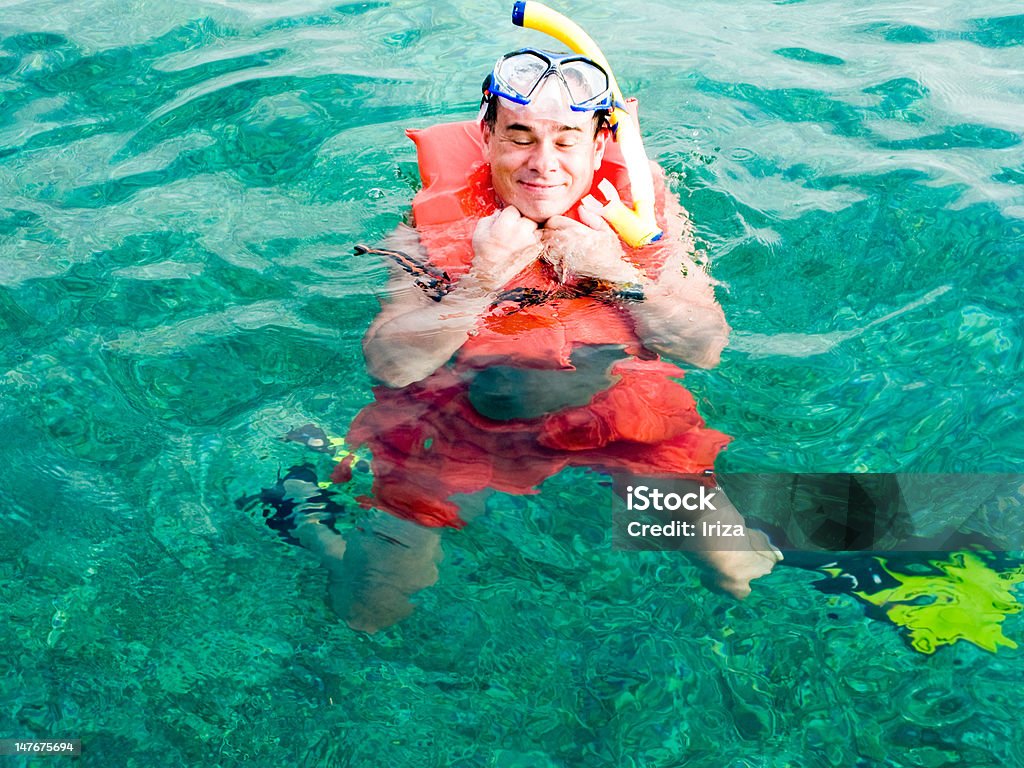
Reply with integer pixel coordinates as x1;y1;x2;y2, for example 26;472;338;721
480;120;493;155
593;128;608;169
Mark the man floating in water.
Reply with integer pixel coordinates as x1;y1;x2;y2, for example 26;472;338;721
261;36;782;631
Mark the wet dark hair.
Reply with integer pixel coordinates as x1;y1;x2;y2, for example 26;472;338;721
480;75;609;137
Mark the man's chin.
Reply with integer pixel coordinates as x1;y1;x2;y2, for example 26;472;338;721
517;202;571;224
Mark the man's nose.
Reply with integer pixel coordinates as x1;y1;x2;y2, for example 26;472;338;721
527;141;559;174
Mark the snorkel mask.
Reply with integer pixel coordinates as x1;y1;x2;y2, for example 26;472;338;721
484;48;615;113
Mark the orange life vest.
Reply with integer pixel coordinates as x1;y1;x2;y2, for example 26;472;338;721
338;123;729;529
406;120;677;370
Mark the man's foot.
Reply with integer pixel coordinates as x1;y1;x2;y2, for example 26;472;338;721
704;529;784;599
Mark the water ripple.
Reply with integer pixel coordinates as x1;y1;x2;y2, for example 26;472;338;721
2;3;1023;764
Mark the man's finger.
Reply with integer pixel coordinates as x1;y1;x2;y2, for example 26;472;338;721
542;215;581;231
496;205;526;225
475;208;503;233
484;207;513;236
498;206;542;238
577;202;614;232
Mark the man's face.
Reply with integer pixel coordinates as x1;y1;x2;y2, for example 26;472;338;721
482;83;607;223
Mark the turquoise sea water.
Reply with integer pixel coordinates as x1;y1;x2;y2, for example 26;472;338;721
2;0;1023;765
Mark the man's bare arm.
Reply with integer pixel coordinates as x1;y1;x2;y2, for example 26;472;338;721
362;270;494;389
363;208;543;388
623;193;730;368
542;185;729;368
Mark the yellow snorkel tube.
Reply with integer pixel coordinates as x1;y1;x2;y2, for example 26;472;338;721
511;0;663;246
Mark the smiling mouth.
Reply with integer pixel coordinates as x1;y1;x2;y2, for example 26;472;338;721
519;181;565;194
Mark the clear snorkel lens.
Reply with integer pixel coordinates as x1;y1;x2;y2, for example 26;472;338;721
487;48;613;112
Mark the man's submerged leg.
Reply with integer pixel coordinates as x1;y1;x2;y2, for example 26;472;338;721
247;466;442;633
323;511;442;633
